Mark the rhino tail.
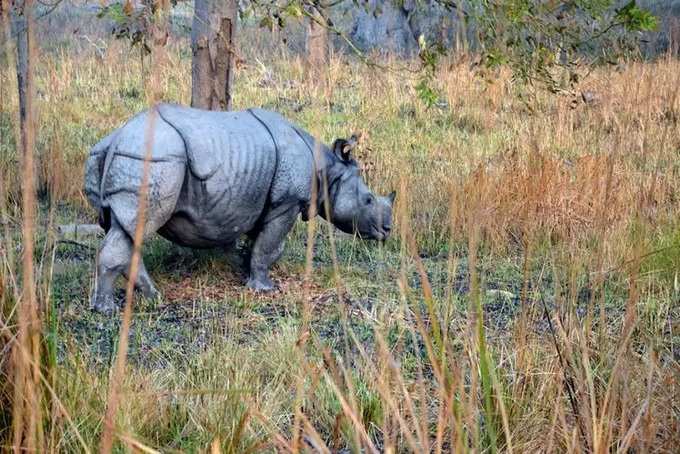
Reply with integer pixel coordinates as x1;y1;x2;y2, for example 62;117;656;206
84;131;117;231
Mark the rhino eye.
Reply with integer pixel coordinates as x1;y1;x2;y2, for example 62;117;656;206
364;196;373;206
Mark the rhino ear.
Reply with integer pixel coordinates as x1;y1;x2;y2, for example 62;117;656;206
388;191;396;205
333;134;359;161
332;139;350;161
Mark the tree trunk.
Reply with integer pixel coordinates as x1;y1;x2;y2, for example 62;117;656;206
191;0;237;111
142;0;169;103
0;0;11;61
1;0;16;137
13;3;29;132
10;0;42;450
306;7;328;67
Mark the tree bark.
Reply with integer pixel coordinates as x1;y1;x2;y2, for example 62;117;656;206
13;3;29;132
191;0;237;111
1;0;16;133
10;0;42;450
0;0;11;59
306;7;328;67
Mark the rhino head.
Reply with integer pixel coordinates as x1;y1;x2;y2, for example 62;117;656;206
319;135;395;241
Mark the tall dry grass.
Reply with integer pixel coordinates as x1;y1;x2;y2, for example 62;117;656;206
0;20;678;453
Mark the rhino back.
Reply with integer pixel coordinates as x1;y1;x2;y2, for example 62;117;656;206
247;109;317;207
105;111;187;162
99;110;188;238
102;110;187;202
157;106;280;246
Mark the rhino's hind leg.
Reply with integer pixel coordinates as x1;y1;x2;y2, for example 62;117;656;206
91;220;133;313
124;260;160;300
91;219;160;313
222;237;255;276
247;207;298;292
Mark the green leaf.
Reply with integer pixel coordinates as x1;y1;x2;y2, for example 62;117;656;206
415;80;439;109
259;15;274;31
98;3;127;25
484;48;508;69
616;1;658;31
284;3;303;18
418;34;427;51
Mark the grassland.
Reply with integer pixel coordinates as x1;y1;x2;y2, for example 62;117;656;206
1;29;679;452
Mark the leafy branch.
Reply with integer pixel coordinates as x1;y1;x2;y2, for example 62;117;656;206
249;0;446;108
469;0;657;95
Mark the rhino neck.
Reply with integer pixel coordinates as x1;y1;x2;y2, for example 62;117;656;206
291;127;343;221
314;149;345;221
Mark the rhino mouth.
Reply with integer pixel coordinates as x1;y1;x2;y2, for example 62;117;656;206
344;220;390;241
365;225;389;241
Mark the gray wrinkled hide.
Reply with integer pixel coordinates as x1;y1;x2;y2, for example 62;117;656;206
85;104;394;313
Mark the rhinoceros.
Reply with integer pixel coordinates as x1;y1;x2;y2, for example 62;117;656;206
84;104;395;313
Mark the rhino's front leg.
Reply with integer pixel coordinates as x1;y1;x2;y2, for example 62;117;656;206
247;207;298;292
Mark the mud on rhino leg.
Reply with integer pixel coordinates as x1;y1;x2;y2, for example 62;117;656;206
91;219;159;313
247;208;298;292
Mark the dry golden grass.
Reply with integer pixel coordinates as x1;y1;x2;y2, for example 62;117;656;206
0;30;679;452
